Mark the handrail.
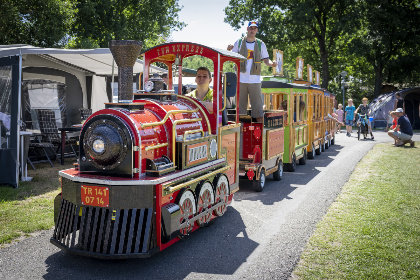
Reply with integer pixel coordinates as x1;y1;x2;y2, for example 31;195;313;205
172;118;202;163
220;72;227;112
177;95;211;133
183;129;204;141
165;165;230;193
144;142;168;151
140;108;199;129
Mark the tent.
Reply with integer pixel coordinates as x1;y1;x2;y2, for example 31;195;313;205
0;44;166;187
369;87;420;129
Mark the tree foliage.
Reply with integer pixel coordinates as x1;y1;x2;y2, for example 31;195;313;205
349;0;420;97
182;55;271;76
0;0;185;49
69;0;185;49
224;0;359;89
224;0;420;103
0;0;75;47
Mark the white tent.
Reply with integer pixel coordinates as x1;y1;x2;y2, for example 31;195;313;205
0;44;166;187
0;45;166;113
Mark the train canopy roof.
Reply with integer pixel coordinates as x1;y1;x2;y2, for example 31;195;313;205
141;42;246;63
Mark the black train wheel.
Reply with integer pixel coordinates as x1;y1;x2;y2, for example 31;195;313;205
253;168;266;192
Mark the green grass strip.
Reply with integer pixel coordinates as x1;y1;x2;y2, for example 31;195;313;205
293;143;420;279
0;162;73;247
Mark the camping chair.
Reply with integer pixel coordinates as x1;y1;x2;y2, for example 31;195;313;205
35;109;77;161
79;108;92;122
28;137;55;167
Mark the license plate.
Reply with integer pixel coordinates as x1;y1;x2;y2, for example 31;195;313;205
81;185;109;207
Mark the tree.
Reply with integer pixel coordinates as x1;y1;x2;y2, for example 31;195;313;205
350;0;420;97
69;0;185;49
224;0;360;89
0;0;75;47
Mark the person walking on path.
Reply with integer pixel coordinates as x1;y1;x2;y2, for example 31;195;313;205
336;103;344;133
355;97;374;140
344;99;356;137
394;92;405;114
388;108;414;147
227;20;277;123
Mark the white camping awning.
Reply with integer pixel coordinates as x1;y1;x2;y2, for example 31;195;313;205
0;45;166;75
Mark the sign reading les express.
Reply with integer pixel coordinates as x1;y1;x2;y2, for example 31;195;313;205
156;44;205;57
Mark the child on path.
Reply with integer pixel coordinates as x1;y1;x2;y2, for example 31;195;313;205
344;99;355;137
385;110;393;131
354;97;374;140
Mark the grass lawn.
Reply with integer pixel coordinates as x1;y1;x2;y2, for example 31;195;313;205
0;161;74;247
293;143;420;279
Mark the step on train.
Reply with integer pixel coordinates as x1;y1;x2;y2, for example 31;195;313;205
51;40;336;259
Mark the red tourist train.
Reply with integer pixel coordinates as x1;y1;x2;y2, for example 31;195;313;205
51;40;336;259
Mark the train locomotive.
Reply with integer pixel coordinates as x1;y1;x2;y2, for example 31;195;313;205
51;40;338;259
51;40;244;259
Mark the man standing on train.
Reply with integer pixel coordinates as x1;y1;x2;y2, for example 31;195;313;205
227;20;277;123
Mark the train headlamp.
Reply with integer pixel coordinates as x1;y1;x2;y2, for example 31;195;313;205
92;139;105;153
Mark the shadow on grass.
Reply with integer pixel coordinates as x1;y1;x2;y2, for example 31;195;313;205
0;160;75;202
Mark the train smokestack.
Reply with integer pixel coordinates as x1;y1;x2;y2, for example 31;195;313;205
109;40;143;102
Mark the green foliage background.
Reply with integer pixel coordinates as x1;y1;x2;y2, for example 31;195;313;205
224;0;420;104
1;0;419;105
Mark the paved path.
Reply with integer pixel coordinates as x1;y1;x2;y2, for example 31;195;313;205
1;131;418;280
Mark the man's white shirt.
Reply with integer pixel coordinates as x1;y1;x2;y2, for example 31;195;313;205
232;40;269;84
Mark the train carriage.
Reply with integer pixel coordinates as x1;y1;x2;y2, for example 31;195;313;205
51;41;245;259
261;77;309;172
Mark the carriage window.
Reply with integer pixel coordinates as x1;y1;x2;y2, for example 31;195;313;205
300;96;306;121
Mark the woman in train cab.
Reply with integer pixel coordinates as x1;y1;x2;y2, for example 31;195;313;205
186;67;213;113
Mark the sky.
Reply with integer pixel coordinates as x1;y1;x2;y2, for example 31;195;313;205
170;0;247;50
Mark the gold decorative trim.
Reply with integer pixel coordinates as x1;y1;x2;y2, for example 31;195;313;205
177;95;211;133
164;165;230;193
172;118;202;163
141;108;199;129
183;129;204;141
144;143;168;151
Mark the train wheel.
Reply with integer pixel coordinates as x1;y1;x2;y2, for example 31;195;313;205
178;189;196;236
285;153;297;172
213;174;229;216
299;149;307;165
196;181;214;227
325;138;330;149
321;140;326;152
253;168;266;192
273;160;283;181
315;143;321;155
308;144;315;159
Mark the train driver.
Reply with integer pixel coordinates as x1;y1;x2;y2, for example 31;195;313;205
186;66;214;113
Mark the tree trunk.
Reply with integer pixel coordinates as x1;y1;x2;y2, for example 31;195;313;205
318;32;329;89
373;64;383;97
321;52;329;89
